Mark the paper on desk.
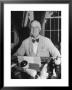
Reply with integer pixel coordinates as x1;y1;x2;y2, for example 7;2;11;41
17;56;41;67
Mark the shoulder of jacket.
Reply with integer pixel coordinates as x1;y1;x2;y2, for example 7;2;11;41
22;37;30;44
41;35;51;42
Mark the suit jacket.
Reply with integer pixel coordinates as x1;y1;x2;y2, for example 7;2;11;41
15;35;60;57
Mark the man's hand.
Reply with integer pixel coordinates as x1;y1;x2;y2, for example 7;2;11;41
55;57;61;65
24;68;37;78
38;64;49;79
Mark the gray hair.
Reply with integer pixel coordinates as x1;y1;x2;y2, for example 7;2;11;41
29;20;41;31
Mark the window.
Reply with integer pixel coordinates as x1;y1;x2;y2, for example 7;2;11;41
44;11;61;51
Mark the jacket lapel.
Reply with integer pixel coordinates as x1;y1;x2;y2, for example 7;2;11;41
29;37;36;56
36;35;42;56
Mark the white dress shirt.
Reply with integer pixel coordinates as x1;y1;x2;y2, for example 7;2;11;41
32;41;39;54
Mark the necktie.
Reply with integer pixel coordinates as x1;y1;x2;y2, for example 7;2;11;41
32;39;39;43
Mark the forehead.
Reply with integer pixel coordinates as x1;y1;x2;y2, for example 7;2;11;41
31;21;41;27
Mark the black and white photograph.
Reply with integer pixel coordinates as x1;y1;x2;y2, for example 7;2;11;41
4;4;69;86
11;11;61;79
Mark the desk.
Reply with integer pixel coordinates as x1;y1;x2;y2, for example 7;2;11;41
11;56;61;79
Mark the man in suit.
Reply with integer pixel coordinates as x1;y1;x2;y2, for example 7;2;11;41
15;20;60;57
14;20;61;79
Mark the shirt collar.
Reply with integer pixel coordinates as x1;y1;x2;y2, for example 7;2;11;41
31;35;40;40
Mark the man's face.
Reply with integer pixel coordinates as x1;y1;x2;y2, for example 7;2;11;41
31;21;40;38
